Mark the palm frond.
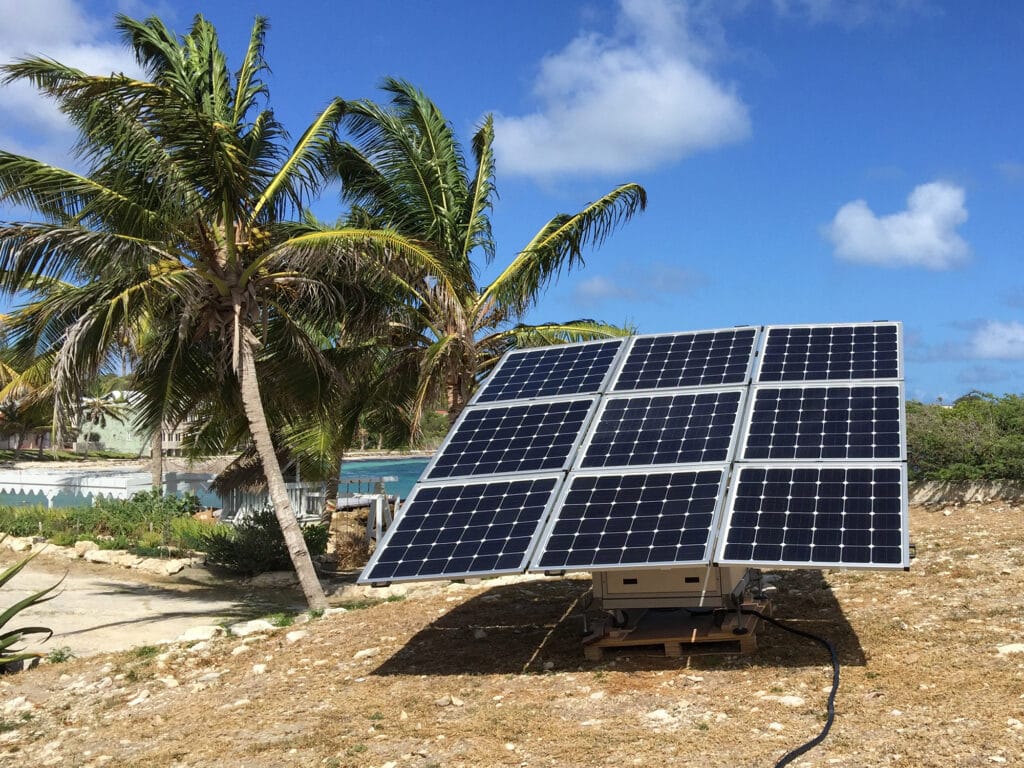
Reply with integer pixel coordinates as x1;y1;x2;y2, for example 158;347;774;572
478;183;647;318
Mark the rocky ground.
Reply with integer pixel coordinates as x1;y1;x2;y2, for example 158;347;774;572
0;501;1022;768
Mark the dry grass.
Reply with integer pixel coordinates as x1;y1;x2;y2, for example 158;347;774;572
0;502;1022;767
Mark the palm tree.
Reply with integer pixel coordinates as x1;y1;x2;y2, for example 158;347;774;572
335;79;647;425
0;15;436;609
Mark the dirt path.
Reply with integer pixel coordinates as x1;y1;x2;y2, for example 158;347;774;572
2;554;307;657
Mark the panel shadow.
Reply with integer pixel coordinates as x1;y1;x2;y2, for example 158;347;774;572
371;570;866;677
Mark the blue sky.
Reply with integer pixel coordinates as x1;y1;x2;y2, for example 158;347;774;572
2;0;1023;403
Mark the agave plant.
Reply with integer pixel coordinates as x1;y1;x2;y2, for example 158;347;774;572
0;544;62;669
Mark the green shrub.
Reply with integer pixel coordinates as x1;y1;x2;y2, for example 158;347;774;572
0;491;202;552
169;516;224;552
200;507;328;576
907;392;1024;481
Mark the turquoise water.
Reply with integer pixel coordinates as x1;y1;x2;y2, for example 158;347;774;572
340;456;430;499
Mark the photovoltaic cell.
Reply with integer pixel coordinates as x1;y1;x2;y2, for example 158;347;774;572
361;321;908;585
743;384;903;461
757;324;900;382
363;476;560;582
580;390;743;469
717;465;906;567
426;398;594;480
613;328;757;391
533;469;726;570
474;340;623;403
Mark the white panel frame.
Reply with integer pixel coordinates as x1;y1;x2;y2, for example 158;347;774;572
713;462;910;570
421;395;601;482
573;385;750;471
608;326;763;394
735;381;907;463
753;321;904;383
358;472;565;585
527;464;732;574
469;337;628;406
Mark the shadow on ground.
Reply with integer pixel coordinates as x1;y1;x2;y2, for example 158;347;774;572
373;570;865;676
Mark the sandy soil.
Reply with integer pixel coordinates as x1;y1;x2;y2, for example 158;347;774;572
0;501;1021;768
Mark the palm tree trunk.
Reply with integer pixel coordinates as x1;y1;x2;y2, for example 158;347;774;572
151;429;163;490
238;337;328;610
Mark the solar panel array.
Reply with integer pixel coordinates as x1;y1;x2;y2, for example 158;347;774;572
360;323;908;585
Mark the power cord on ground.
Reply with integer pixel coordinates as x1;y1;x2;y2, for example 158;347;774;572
740;608;840;768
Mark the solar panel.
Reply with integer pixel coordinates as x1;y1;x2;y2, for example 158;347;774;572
741;384;904;461
578;389;744;469
362;475;561;583
531;469;727;571
756;323;900;382
473;340;623;403
360;321;908;586
425;398;596;480
612;327;758;391
715;465;908;568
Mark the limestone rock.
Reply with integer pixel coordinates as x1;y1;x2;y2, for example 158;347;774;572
74;540;99;557
177;625;223;643
229;619;275;637
285;630;308;644
85;549;123;565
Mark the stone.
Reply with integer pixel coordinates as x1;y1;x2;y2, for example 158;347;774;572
997;643;1024;655
162;559;187;575
188;642;210;653
774;695;805;707
229;619;276;637
112;553;144;568
7;538;32;552
644;709;678;725
434;695;452;707
126;690;150;707
136;558;165;574
157;677;179;689
323;607;348;616
353;647;380;660
3;696;33;715
231;645;252;656
450;696;464;707
285;630;308;644
768;722;785;732
177;625;223;643
84;549;121;564
251;664;267;675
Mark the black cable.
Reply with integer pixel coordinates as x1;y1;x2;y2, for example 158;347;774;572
739;608;840;768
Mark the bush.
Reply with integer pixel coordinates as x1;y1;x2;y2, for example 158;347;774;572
169;516;223;552
907;392;1024;481
200;507;328;576
0;491;201;552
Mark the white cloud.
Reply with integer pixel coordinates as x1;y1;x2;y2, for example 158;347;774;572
572;260;704;306
771;0;931;27
492;0;750;178
575;275;633;302
0;0;141;156
968;321;1024;360
997;161;1024;183
824;181;970;269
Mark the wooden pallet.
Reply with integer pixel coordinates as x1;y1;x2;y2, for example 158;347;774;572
582;602;770;660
